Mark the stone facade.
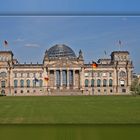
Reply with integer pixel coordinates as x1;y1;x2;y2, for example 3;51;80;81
0;44;133;96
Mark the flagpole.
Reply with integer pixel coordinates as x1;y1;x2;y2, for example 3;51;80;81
92;66;94;95
104;51;107;59
3;40;8;51
118;40;122;51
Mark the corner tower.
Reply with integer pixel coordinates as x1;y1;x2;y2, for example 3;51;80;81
111;51;133;93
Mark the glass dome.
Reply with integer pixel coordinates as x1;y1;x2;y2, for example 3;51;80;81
46;44;77;58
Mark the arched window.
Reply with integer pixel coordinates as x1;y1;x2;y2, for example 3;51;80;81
33;80;36;87
97;79;101;87
109;79;113;87
1;56;3;61
0;72;7;78
39;79;43;87
85;79;89;87
120;80;125;87
14;80;18;88
1;81;6;88
103;79;107;87
119;71;126;77
91;79;94;87
26;80;30;88
20;80;24;88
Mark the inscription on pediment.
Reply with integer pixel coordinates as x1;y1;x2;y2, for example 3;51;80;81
47;60;80;68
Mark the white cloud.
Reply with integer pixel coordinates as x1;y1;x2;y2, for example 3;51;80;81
14;38;24;43
24;43;40;48
121;17;128;21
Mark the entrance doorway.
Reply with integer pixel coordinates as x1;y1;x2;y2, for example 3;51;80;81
1;90;5;95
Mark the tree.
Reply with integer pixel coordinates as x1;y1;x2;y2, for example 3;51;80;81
131;77;140;96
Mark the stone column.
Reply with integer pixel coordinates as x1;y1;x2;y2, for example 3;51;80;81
126;68;129;86
127;69;132;86
73;70;75;89
8;69;11;95
80;68;84;94
54;69;56;89
60;69;63;89
116;69;119;93
78;70;80;89
47;69;50;88
67;69;69;89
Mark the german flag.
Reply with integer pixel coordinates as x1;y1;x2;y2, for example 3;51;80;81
44;76;49;82
4;40;8;47
92;62;98;69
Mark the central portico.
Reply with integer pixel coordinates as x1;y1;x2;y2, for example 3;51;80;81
43;44;84;90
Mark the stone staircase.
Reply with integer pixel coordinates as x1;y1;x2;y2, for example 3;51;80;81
50;89;82;96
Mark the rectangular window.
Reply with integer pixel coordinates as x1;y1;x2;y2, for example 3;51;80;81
85;73;89;77
97;73;100;77
14;73;17;78
120;80;125;87
40;73;42;78
91;71;94;77
21;73;23;78
109;73;112;77
27;73;30;78
33;73;36;78
122;89;126;92
102;73;107;77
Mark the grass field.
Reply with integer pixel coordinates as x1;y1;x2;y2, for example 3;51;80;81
0;95;140;124
1;96;140;140
0;124;140;140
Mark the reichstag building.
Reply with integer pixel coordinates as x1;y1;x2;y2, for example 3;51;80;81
0;44;133;95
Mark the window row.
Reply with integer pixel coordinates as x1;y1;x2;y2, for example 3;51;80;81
85;79;113;87
84;72;112;77
88;89;113;93
14;79;43;88
14;89;38;94
0;56;10;61
14;72;43;78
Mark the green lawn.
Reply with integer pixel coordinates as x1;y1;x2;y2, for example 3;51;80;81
1;124;140;140
0;95;140;124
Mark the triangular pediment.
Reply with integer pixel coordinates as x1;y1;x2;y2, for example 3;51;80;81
47;60;81;68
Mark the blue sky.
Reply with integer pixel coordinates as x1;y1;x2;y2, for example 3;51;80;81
0;0;140;73
0;0;140;13
0;16;140;73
